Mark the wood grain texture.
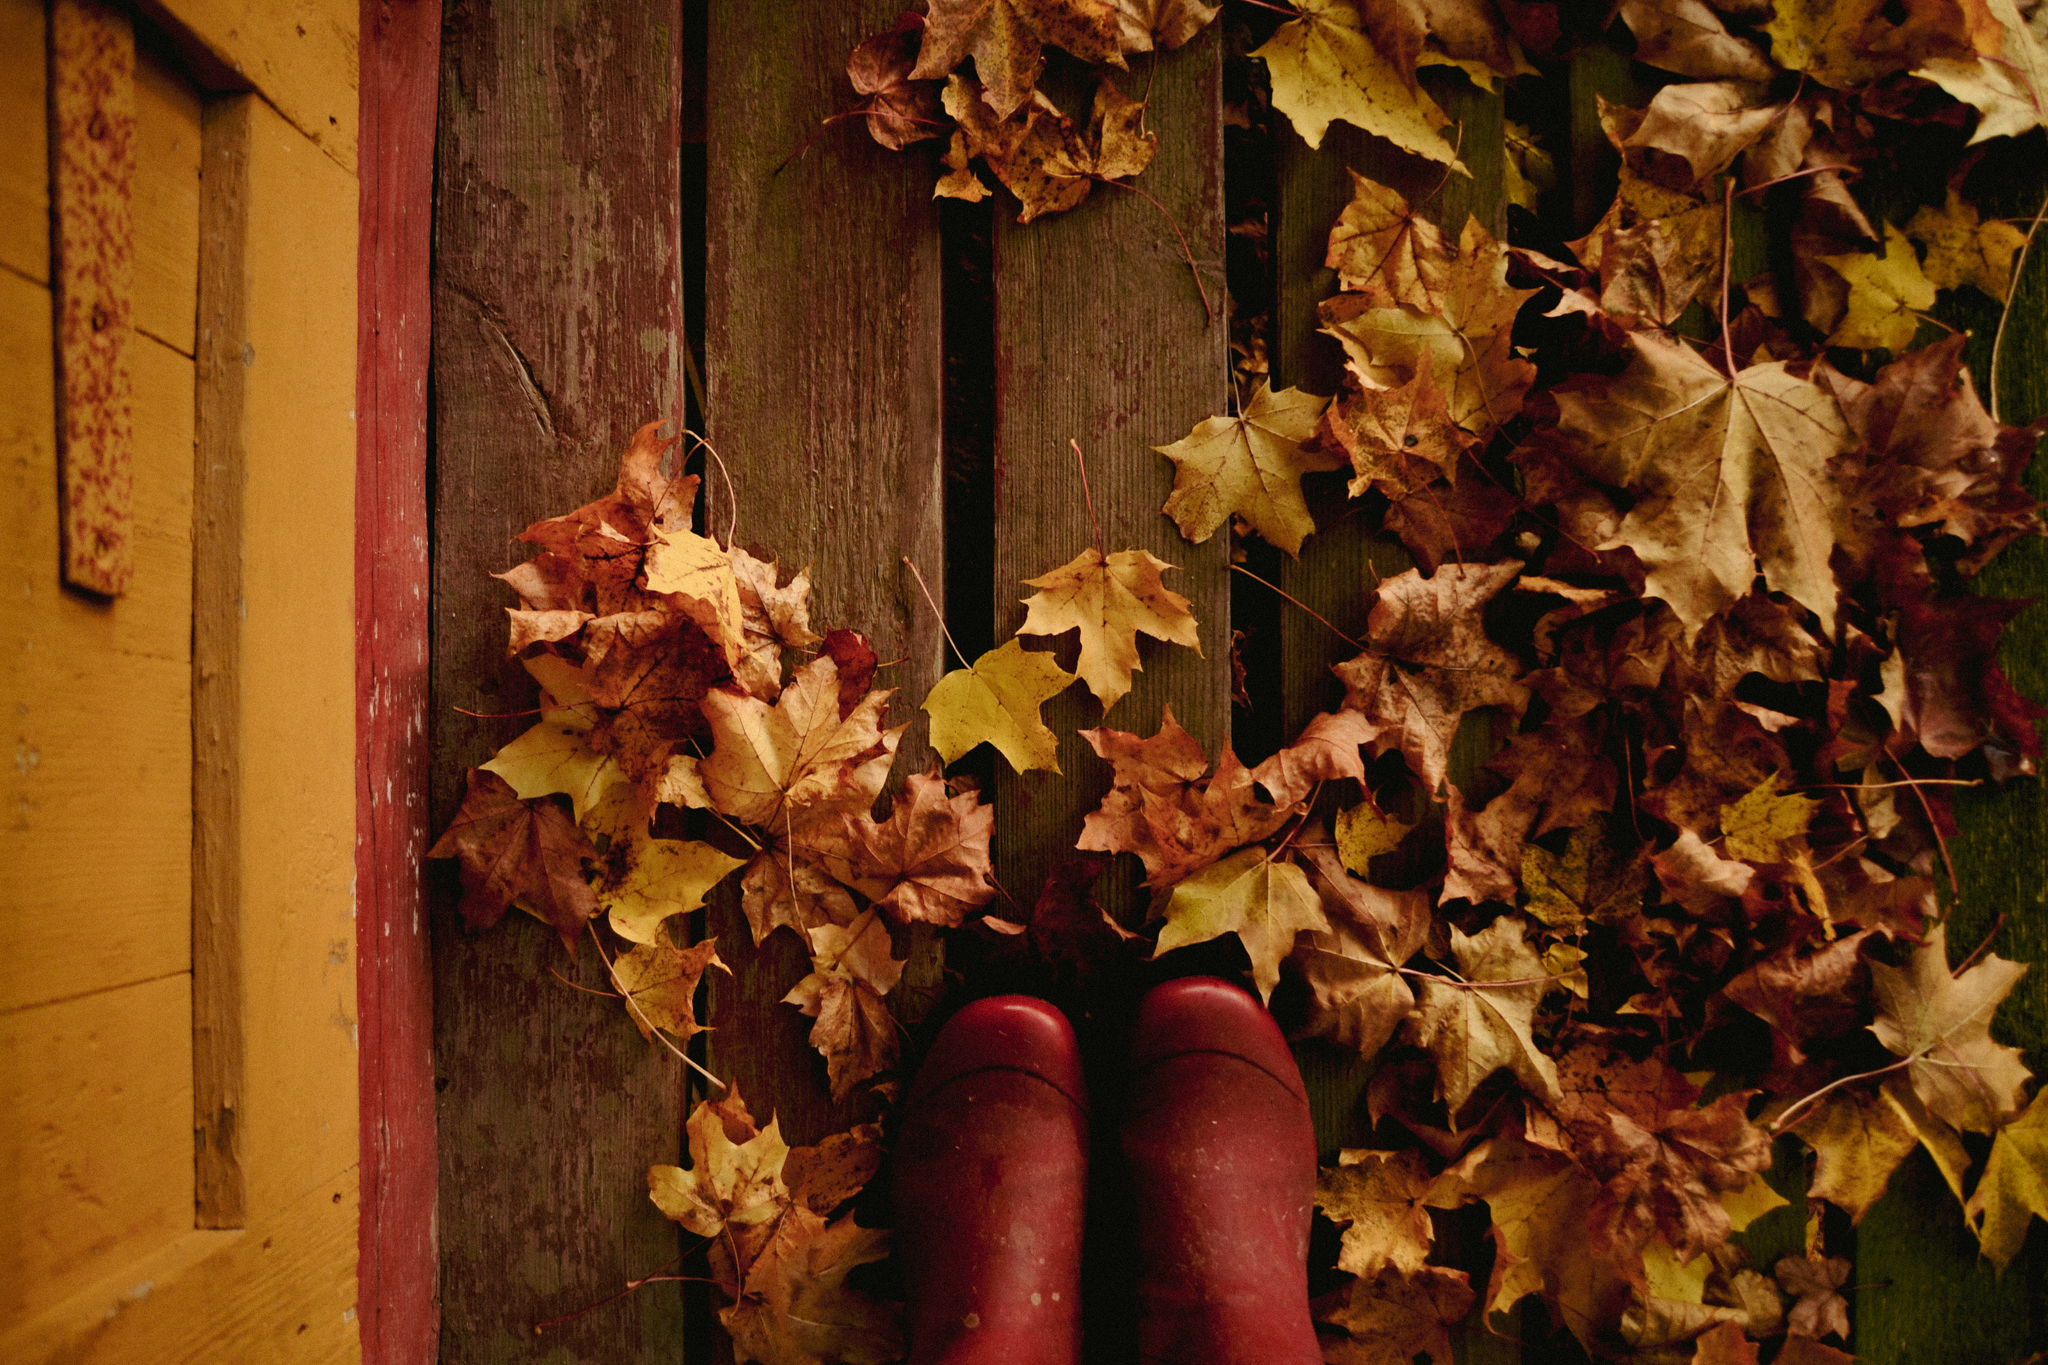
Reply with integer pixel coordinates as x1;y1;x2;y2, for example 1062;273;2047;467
0;975;196;1331
0;1173;361;1365
139;0;358;171
133;46;201;356
701;0;947;1147
356;2;441;1361
192;93;250;1228
990;37;1231;915
0;0;45;285
431;3;687;1359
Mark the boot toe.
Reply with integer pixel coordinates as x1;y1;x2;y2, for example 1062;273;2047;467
908;995;1086;1110
1131;975;1307;1103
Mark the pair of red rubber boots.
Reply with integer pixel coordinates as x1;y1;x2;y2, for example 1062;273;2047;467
894;977;1324;1365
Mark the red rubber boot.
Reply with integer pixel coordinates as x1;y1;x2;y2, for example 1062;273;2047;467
1124;977;1324;1365
895;996;1088;1365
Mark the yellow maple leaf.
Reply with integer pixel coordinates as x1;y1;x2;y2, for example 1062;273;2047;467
1017;547;1201;714
1317;1148;1435;1277
1154;382;1339;555
690;656;902;829
1966;1086;2048;1271
1821;223;1938;352
648;1098;792;1239
613;936;728;1042
1334;801;1413;872
1905;188;2029;300
480;663;625;824
1718;775;1819;863
922;637;1075;774
1250;0;1464;163
1155;846;1328;1001
600;830;747;943
645;524;746;669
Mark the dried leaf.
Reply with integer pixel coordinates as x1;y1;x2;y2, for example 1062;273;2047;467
1018;547;1201;713
614;936;727;1042
1153;382;1340;555
913;0;1124;120
1156;846;1328;1001
1252;0;1464;160
922;637;1075;774
1965;1086;2048;1271
1868;923;2032;1132
600;832;747;944
428;769;600;944
1407;915;1563;1110
1318;1147;1436;1276
1905;188;2029;299
812;768;998;928
1820;224;1938;352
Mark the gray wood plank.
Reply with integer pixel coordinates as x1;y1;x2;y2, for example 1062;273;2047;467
430;3;687;1359
700;0;948;1148
989;36;1232;916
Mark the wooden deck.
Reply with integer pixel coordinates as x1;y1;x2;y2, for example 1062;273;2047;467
425;4;2048;1362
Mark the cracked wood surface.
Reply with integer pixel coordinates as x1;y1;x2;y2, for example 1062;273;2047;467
429;4;688;1360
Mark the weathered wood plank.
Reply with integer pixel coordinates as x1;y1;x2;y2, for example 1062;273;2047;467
431;4;687;1360
0;0;46;284
989;37;1232;917
133;44;200;356
137;0;358;172
355;1;441;1362
701;0;948;1146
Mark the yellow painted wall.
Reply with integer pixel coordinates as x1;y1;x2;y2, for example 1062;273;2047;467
0;1;361;1359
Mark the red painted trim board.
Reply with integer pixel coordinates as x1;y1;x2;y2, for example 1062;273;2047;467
356;1;442;1360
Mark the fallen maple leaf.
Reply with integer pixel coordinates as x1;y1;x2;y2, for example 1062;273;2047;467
1333;800;1414;872
645;524;747;671
1425;1133;1633;1349
428;769;600;944
1719;774;1820;863
944;74;1157;222
1617;0;1774;81
1906;188;2029;300
1868;923;2032;1132
1965;1085;2048;1271
731;547;823;700
1821;224;1938;352
614;936;727;1043
1248;708;1378;808
912;0;1124;120
1317;1147;1435;1276
1764;0;1993;88
1624;81;1786;187
1324;170;1449;310
688;655;902;830
784;1122;886;1216
1775;1254;1852;1339
480;670;627;826
1017;546;1201;714
1792;1086;1918;1223
725;1205;902;1365
1333;560;1530;794
648;1097;793;1239
1153;382;1340;555
1291;834;1429;1056
1408;915;1564;1110
812;768;998;928
598;831;747;944
1320;368;1474;499
1522;824;1653;930
1078;722;1299;892
1553;330;1852;641
1914;0;2048;142
739;843;859;946
1251;0;1463;161
1317;1264;1474;1365
922;636;1075;774
1155;845;1328;1002
1111;0;1217;51
784;910;907;1100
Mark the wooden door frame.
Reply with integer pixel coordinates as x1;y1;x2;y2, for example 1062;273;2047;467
355;2;441;1363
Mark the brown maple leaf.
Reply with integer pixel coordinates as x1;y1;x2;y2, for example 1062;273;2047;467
724;1206;902;1365
1868;923;2032;1132
1774;1254;1851;1339
1617;0;1774;80
1324;170;1449;310
679;655;902;831
944;74;1156;222
1407;915;1564;1111
1536;1045;1771;1263
1791;1085;1917;1224
731;547;824;700
848;12;946;150
1156;846;1330;1001
515;422;697;616
1319;367;1474;499
1317;1265;1474;1365
1334;560;1530;795
739;841;859;946
1317;1147;1435;1276
913;0;1124;120
1625;82;1788;189
614;936;728;1043
1111;0;1218;51
428;769;599;945
784;910;907;1101
811;768;998;928
1553;330;1853;641
1153;381;1341;556
1248;708;1379;808
1291;834;1430;1056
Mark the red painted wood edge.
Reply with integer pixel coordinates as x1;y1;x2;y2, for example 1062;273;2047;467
357;1;442;1360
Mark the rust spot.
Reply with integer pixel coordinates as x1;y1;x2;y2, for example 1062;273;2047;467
49;0;136;598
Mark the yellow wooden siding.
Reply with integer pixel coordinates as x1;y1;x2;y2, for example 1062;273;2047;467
0;975;196;1326
150;0;359;174
230;93;360;1222
0;0;45;286
135;47;202;356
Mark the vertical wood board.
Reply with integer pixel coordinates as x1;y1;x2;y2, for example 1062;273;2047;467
701;0;948;1148
431;3;688;1359
990;36;1232;913
356;1;442;1361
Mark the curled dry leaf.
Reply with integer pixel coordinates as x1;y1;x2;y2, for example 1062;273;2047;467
848;12;944;150
912;0;1124;121
785;909;908;1101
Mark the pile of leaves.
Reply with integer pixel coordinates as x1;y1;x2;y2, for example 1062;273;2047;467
431;1;2048;1362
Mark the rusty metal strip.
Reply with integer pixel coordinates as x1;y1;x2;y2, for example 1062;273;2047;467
48;0;136;598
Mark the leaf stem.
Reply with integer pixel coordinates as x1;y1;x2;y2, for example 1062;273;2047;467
1769;1054;1916;1134
1718;175;1738;380
588;921;728;1089
1095;177;1216;326
902;555;973;670
1071;439;1108;557
1230;563;1363;648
